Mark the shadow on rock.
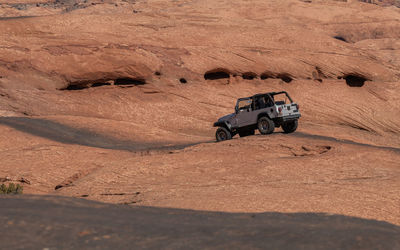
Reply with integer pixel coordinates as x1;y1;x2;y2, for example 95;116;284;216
0;117;200;152
292;132;400;153
0;195;399;249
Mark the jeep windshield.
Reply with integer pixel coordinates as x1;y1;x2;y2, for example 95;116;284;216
236;98;252;112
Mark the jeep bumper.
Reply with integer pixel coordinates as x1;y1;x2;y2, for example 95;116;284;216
276;114;301;123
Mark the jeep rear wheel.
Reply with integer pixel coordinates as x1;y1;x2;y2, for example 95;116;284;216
282;120;298;133
258;116;274;135
216;127;232;142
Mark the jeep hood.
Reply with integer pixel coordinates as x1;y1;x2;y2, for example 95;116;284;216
218;113;235;122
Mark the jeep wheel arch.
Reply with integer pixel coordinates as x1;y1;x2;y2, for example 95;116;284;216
213;121;231;131
257;112;272;121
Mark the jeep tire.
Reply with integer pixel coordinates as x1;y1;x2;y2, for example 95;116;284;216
282;119;298;133
258;116;275;135
216;127;232;142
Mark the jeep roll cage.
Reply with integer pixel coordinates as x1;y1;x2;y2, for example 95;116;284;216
234;91;294;113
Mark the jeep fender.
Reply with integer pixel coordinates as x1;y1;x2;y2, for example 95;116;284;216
213;121;232;131
257;112;272;120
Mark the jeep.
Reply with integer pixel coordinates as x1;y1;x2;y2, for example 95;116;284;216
213;91;301;141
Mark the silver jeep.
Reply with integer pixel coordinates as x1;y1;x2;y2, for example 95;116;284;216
213;91;301;141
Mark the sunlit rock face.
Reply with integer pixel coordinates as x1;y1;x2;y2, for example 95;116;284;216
0;0;400;227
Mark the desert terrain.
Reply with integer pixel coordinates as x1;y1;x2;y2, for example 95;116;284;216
0;0;400;242
1;195;400;249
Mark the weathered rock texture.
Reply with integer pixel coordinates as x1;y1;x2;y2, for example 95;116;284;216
0;0;399;231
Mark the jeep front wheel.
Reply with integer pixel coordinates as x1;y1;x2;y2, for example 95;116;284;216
282;120;298;133
258;117;274;135
216;127;232;142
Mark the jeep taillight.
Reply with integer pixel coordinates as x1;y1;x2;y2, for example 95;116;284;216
278;107;282;113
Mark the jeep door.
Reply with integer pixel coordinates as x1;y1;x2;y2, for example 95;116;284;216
235;98;255;127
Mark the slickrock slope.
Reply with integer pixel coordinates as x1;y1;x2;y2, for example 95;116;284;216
0;0;399;229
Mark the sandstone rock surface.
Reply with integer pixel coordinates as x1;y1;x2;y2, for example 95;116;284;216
0;0;399;233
